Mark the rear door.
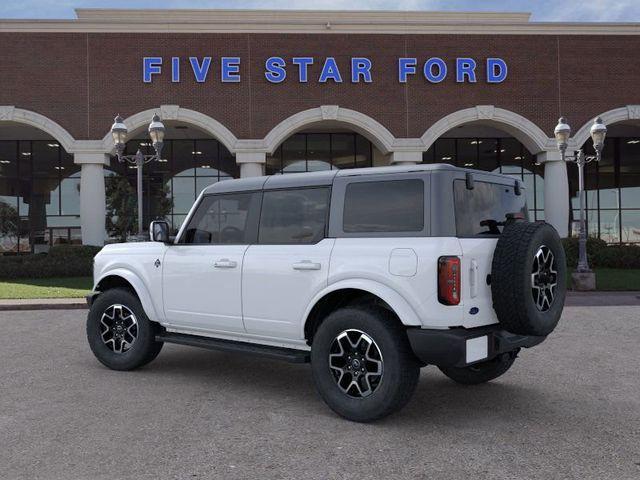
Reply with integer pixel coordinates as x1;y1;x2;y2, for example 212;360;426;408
242;187;333;340
454;179;528;327
162;191;260;334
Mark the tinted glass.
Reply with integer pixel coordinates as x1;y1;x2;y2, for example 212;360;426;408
454;180;528;236
182;192;258;244
343;180;424;233
259;188;329;244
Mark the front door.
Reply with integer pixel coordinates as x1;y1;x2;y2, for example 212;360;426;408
242;187;333;340
162;191;260;334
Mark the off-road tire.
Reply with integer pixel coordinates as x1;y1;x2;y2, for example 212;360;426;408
311;306;420;423
439;352;517;385
491;221;566;336
87;288;163;371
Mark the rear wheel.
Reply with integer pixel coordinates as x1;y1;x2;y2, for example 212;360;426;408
87;288;163;371
311;306;420;422
438;352;517;385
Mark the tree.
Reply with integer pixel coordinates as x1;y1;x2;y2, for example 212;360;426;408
0;201;20;250
105;176;137;242
105;175;174;242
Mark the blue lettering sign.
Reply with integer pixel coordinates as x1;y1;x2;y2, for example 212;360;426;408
456;58;477;83
319;57;342;83
189;57;211;83
143;57;162;83
351;58;372;83
221;57;241;82
398;58;417;83
487;58;508;83
171;57;180;83
292;57;313;82
424;57;447;83
265;56;287;83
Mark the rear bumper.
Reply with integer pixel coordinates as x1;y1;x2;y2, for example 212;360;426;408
406;325;546;368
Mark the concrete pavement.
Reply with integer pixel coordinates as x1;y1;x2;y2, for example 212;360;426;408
0;307;639;479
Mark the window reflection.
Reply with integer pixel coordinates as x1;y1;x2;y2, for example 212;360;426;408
0;140;80;253
108;138;238;236
266;132;374;174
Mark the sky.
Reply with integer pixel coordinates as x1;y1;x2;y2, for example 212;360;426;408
1;0;640;22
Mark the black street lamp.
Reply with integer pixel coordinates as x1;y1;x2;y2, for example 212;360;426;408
554;116;607;277
110;114;166;237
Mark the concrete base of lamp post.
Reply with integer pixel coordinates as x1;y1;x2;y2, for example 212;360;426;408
572;271;596;291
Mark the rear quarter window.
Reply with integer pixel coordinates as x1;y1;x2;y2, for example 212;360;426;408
454;179;528;236
343;179;424;233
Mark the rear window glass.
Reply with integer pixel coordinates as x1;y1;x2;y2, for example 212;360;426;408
454;180;528;236
259;187;330;244
343;179;424;233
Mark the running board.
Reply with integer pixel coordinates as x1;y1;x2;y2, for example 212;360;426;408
156;332;310;363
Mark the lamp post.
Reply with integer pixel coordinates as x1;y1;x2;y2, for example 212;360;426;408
554;116;607;276
110;114;166;237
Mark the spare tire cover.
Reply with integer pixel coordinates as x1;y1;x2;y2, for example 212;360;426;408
491;221;567;336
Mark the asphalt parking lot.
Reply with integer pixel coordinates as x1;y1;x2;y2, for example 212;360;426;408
1;307;639;480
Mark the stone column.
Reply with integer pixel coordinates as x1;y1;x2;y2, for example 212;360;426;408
75;152;109;246
390;151;422;165
537;151;569;238
237;151;266;178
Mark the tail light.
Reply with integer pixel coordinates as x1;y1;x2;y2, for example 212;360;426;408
438;256;461;305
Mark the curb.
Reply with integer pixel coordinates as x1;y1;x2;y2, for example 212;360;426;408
0;300;88;312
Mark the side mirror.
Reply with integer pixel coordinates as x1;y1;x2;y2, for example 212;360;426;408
150;220;170;243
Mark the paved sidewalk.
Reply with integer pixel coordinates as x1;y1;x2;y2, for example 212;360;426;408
0;291;639;311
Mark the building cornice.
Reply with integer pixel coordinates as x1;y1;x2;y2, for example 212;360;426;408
0;9;639;35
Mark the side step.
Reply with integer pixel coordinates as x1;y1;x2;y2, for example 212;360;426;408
156;332;310;364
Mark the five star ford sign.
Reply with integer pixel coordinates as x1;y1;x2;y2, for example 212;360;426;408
142;57;508;84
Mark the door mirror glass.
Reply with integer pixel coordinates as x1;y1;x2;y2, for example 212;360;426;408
150;221;170;243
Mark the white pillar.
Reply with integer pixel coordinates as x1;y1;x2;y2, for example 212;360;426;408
75;153;109;246
237;151;266;178
390;151;422;165
538;151;569;238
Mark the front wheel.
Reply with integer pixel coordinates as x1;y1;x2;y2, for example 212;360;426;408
438;352;517;385
311;306;420;422
87;288;163;371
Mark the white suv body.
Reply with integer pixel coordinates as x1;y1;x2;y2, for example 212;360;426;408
88;164;566;422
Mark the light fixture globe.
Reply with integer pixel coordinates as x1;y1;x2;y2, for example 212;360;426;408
110;115;128;150
554;117;571;152
148;113;165;144
590;116;607;154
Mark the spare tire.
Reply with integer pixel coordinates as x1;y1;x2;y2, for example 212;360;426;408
491;221;566;336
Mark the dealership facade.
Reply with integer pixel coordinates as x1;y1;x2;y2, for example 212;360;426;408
1;9;640;251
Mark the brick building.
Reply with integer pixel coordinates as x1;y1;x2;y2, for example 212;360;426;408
1;9;639;250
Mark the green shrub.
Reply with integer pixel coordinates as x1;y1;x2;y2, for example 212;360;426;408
562;237;640;269
0;245;101;280
592;245;640;269
561;237;607;267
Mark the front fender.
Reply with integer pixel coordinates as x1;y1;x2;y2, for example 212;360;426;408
94;268;160;322
301;278;423;338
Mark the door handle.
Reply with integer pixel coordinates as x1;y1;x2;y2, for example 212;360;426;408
292;260;321;271
470;259;479;298
214;259;237;269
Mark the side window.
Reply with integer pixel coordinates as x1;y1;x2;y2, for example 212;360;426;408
343;179;424;233
181;192;259;244
454;180;529;236
259;188;330;244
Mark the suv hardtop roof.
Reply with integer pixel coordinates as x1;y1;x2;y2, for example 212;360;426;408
201;163;519;195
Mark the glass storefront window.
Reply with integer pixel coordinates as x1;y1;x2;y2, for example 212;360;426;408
266;132;374;174
109;138;240;235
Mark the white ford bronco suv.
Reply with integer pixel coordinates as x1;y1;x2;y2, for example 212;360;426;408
87;164;566;422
